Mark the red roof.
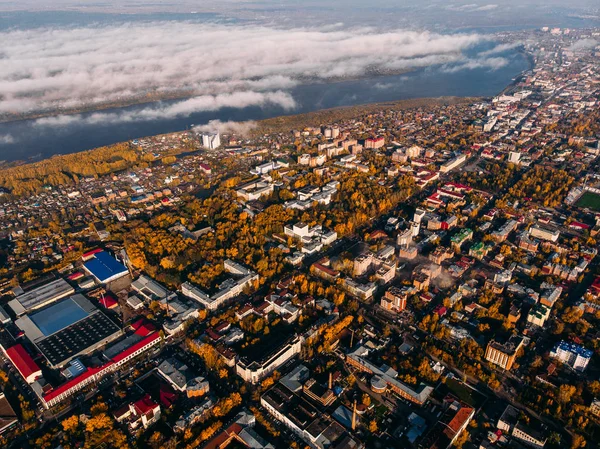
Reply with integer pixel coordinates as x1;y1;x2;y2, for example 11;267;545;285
134;394;158;415
131;318;156;336
99;294;118;308
6;344;41;381
159;383;178;408
82;248;103;260
43;332;161;403
43;364;109;402
112;333;161;364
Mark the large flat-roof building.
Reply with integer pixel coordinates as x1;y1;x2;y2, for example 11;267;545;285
346;345;433;405
83;251;130;286
8;278;74;317
181;260;258;311
15;294;123;368
236;335;303;385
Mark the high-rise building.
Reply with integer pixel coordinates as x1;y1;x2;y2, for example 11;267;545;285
201;132;221;149
485;335;524;370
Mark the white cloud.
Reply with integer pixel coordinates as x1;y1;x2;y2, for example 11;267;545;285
446;3;498;12
0;134;15;145
567;39;598;51
478;41;522;56
192;120;257;136
441;56;509;73
0;22;486;118
32;91;295;127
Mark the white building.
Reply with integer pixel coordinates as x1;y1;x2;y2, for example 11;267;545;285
530;225;560;243
550;341;592;372
181;260;259;311
201;132;221;149
236;335;303;384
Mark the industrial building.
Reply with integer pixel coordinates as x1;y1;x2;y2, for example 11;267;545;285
8;278;74;317
83;250;130;286
15;294;123;368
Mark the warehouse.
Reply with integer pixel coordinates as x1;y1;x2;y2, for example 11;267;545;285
83;251;130;287
8;278;74;317
15;294;122;368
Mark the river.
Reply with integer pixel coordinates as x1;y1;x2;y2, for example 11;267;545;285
0;41;530;164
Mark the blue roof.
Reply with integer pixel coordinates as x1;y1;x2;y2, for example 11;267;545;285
555;340;593;358
84;251;128;282
30;297;90;336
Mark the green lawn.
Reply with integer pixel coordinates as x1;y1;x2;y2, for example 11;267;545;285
576;191;600;212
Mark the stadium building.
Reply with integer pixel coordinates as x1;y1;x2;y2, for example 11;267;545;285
15;294;123;368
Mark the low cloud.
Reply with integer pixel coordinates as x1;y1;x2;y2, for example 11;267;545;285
478;41;522;56
568;39;598;51
33;91;295;127
0;134;15;145
446;3;499;12
0;22;487;119
192;120;258;136
441;56;509;73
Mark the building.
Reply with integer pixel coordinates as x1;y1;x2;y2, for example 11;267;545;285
365;137;385;149
15;294;123;368
420;397;475;449
261;383;363;449
344;279;377;300
181;260;258;311
549;341;592;372
114;394;161;431
439;154;467;173
3;344;42;383
451;228;473;250
201;132;221;150
590;398;600;417
498;405;547;448
485;335;525;371
353;253;373;276
236;335;303;384
8;278;74;317
527;303;551;327
0;392;18;435
508;151;522;164
346;345;433;405
202;410;276;449
284;222;338;254
157;358;210;397
83;251;130;286
40;330;162;408
235;180;274;202
380;287;407;313
529;225;560;243
491;220;518;243
131;275;178;305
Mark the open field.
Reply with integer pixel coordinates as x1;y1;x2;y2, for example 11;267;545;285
575;191;600;212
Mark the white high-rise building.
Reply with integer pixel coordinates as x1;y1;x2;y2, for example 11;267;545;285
201;132;221;149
